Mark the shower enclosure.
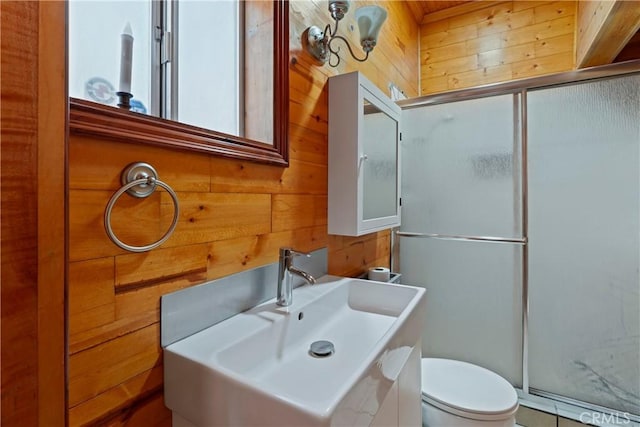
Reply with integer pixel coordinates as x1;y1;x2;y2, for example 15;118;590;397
395;61;640;421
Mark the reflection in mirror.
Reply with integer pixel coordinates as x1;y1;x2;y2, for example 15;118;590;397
362;98;398;220
68;0;288;165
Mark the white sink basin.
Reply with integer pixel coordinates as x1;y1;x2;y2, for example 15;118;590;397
164;276;426;427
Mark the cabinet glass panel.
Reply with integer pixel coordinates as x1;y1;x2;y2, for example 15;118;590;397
362;97;398;221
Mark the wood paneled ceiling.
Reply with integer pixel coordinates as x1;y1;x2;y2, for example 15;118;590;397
405;1;473;23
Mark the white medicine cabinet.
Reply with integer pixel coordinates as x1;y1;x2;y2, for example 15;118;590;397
328;71;401;236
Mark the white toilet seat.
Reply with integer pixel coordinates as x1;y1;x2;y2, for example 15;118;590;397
421;358;518;422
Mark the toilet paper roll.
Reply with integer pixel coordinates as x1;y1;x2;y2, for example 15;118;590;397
368;267;391;282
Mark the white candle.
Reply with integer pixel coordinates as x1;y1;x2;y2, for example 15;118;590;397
119;22;133;94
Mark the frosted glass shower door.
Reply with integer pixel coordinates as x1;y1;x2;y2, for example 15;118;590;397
400;94;523;385
528;75;640;415
401;95;522;237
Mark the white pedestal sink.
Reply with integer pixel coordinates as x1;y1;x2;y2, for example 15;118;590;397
164;276;426;426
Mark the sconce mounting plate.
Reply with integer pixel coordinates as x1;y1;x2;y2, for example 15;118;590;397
302;26;329;64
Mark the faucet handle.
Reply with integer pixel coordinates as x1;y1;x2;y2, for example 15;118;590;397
280;247;311;258
291;249;311;258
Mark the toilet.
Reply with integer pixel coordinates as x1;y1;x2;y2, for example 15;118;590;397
421;358;519;427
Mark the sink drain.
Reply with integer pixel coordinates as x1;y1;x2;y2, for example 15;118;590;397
309;340;335;357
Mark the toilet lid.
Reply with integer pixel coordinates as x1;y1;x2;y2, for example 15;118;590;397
421;358;518;421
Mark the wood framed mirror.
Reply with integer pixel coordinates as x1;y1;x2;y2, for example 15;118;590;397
69;0;289;166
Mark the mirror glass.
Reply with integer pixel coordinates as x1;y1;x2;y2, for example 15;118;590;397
362;98;398;220
68;0;288;164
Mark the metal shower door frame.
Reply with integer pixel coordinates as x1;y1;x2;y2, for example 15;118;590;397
392;59;640;415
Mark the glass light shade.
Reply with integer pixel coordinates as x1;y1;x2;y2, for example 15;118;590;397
355;5;387;49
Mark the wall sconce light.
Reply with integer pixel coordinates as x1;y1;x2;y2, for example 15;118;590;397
302;1;387;67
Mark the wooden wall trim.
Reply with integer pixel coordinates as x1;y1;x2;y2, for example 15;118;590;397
274;0;290;164
1;3;40;426
69;99;288;166
576;0;640;68
37;1;67;425
1;2;67;425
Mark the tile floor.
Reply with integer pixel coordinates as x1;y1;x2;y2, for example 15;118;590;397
517;406;590;427
516;401;639;427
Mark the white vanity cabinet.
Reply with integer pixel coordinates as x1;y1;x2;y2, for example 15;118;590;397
370;344;422;427
328;71;401;236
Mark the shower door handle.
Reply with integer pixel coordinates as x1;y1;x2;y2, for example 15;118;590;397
395;231;527;245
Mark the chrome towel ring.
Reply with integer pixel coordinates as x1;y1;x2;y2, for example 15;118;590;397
104;162;180;253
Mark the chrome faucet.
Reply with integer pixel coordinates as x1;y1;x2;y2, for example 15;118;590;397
277;247;316;306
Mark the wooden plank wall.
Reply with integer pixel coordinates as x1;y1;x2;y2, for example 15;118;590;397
66;1;419;425
420;1;577;95
1;2;66;426
1;4;40;425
